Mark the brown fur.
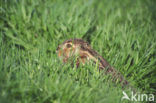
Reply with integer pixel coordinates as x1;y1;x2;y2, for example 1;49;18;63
56;38;129;87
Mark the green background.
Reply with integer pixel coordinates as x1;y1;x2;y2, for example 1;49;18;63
0;0;156;103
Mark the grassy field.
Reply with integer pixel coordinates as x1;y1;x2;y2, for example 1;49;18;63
0;0;156;103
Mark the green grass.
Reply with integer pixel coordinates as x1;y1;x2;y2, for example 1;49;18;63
0;0;156;103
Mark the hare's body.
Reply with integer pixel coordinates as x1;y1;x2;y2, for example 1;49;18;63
56;39;128;86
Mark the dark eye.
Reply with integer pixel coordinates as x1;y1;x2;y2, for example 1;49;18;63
66;44;72;48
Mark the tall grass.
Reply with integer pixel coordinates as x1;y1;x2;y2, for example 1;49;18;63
0;0;156;103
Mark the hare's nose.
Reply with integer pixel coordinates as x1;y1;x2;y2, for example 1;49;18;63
56;46;60;52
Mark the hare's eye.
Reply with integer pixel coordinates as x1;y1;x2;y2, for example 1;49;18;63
66;44;72;48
